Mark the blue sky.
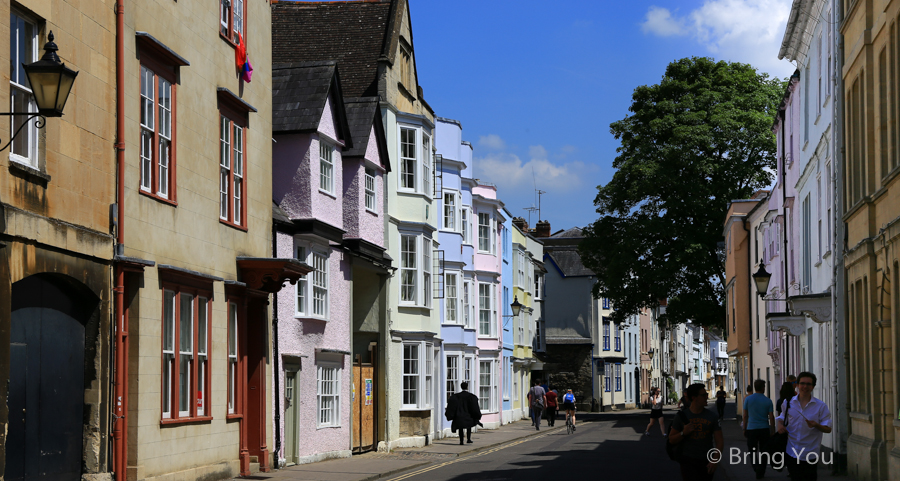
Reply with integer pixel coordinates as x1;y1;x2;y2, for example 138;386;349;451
411;0;796;232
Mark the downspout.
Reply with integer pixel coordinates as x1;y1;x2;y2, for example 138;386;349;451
112;0;127;477
272;222;281;467
742;218;754;389
781;112;790;378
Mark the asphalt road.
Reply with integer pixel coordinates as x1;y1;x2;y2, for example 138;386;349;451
380;412;683;481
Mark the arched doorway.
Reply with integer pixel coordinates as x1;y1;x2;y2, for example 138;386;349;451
5;274;99;481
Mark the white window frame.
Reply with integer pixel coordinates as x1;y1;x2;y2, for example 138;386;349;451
228;301;238;414
478;212;492;253
10;12;38;168
443;191;459;231
478;282;496;338
294;242;330;320
402;340;434;410
365;168;377;212
461;208;470;244
503;358;510;401
445;271;459;324
463;279;475;329
400;126;417;191
513;368;519;402
399;233;432;308
534;274;542;300
478;359;496;413
316;362;341;428
423;133;432;197
319;140;334;194
446;354;460;400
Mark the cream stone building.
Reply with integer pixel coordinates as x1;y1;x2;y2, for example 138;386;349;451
841;0;900;479
1;0;117;479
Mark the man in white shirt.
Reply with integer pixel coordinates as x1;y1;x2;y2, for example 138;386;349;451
775;371;832;481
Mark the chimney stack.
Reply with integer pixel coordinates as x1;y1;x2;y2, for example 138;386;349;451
512;217;528;231
534;220;551;238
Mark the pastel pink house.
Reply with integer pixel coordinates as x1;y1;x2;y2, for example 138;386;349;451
271;62;390;465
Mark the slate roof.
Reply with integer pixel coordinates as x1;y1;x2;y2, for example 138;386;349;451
546;249;594;277
343;97;384;162
271;0;393;99
551;227;584;238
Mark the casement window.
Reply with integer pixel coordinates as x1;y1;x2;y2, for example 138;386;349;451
478;360;496;413
316;363;340;428
161;289;211;421
402;341;434;409
400;233;432;307
478;283;496;338
443;191;458;231
9;13;38;168
219;113;246;228
227;301;239;415
400;127;416;190
446;354;459;400
604;363;611;392
139;65;176;201
398;125;433;194
220;0;245;43
365;168;377;211
319;141;334;194
603;321;610;351
445;272;458;323
615;325;621;351
295;245;329;319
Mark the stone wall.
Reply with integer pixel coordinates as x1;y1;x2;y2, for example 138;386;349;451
539;344;594;411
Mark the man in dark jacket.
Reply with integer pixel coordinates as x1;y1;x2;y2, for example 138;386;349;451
445;381;482;445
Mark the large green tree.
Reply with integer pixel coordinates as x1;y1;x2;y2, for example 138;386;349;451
579;57;783;327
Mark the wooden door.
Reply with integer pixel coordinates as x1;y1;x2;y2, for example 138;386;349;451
283;372;298;465
352;364;375;452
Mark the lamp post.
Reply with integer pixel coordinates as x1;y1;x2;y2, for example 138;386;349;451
2;31;78;151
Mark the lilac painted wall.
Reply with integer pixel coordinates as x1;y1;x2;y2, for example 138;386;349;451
341;128;385;247
318;94;340;143
273;134;313;219
274;231;353;460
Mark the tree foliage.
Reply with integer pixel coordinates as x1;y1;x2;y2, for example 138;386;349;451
579;57;783;327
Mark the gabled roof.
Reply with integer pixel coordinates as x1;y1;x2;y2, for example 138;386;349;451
271;0;394;98
272;61;352;147
343;97;390;171
551;227;584;238
546;249;594;277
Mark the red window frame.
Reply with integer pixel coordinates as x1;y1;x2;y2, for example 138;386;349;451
226;297;245;420
160;284;212;424
219;105;248;230
219;0;246;46
139;55;178;206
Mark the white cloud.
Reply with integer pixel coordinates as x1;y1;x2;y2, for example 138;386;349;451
641;6;687;37
478;134;506;150
474;146;597;193
641;0;795;78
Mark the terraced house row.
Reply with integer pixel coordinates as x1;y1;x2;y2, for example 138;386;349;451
0;1;551;480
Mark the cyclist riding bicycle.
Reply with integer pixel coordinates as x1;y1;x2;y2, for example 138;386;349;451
562;389;577;431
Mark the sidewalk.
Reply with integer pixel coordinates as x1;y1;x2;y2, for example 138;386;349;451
716;416;848;481
257;418;559;481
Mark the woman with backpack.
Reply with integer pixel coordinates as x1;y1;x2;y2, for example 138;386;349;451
645;387;666;436
561;389;577;431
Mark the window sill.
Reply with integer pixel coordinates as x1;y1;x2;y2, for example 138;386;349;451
220;218;248;232
220;31;239;49
366;208;378;216
140;189;178;206
160;415;213;426
316;424;342;430
295;315;329;322
227;413;243;421
397;189;433;200
399;407;432;412
399;304;432;311
8;160;51;184
319;188;337;199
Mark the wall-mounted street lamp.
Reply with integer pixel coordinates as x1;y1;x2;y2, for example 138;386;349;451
648;348;655;360
1;32;78;151
752;262;772;297
501;296;524;327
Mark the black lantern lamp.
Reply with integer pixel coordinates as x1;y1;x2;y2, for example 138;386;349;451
648;348;655;360
752;262;772;297
510;296;523;317
23;32;78;118
1;31;78;152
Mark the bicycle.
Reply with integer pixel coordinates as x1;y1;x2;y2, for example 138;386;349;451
566;411;574;434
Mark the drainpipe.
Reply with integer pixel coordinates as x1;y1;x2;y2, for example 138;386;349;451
742;218;754;387
112;0;127;478
272;222;281;467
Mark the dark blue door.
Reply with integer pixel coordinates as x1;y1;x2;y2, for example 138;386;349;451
6;275;86;481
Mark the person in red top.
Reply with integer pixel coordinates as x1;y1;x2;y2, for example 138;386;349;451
545;388;559;427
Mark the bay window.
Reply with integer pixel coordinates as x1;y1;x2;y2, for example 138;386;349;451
319;141;334;194
478;283;496;338
443;191;458;231
365;168;377;211
479;360;495;412
478;213;492;253
402;341;434;409
446;354;459;400
295;244;329;320
445;272;458;323
399;233;433;308
398;125;433;194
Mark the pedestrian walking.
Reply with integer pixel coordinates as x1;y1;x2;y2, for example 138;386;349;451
743;379;775;479
545;387;558;427
527;380;547;430
668;383;724;481
645;387;666;436
776;381;796;416
715;386;727;420
776;372;832;481
445;381;482;445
